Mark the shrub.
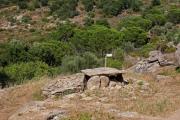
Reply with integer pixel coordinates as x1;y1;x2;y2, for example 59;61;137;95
113;48;124;60
40;0;48;6
32;0;40;8
130;0;143;11
167;8;180;24
21;16;32;23
3;61;53;84
18;0;28;9
61;52;102;73
0;40;31;65
50;0;79;19
145;13;167;26
120;27;148;48
176;67;180;73
71;25;123;56
95;19;110;28
81;0;94;12
118;16;152;31
84;17;94;26
50;23;75;41
107;58;123;69
29;41;73;66
151;0;161;6
61;56;86;73
138;43;156;57
150;25;166;36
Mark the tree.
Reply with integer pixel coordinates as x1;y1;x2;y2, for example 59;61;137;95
50;0;79;19
29;41;73;66
151;0;161;6
118;16;152;31
81;0;94;12
120;27;148;48
167;8;180;24
40;0;48;6
18;0;28;9
71;25;123;56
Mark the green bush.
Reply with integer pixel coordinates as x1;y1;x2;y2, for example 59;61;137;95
21;16;32;23
50;23;75;41
107;58;123;69
118;16;152;31
151;0;161;6
95;19;110;28
71;25;123;56
138;43;156;57
18;0;28;9
120;27;148;48
113;48;124;60
150;25;166;36
40;0;48;6
50;0;79;19
81;0;94;12
0;40;31;66
84;17;94;26
29;40;73;66
176;67;180;73
3;61;54;84
167;8;180;24
145;13;167;26
61;56;86;73
61;52;102;73
130;0;143;11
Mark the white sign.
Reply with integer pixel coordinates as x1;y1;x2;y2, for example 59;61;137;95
106;54;112;57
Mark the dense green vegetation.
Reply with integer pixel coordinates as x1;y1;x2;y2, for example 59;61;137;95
0;0;179;87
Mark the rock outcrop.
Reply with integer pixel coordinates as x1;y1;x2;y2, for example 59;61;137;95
130;50;174;73
175;43;180;67
42;73;84;98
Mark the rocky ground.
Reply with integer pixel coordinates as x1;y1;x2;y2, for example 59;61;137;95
0;68;180;120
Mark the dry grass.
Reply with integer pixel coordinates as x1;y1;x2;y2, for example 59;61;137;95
0;77;49;120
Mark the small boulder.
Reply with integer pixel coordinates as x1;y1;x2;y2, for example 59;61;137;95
109;81;117;87
87;76;100;90
100;76;110;88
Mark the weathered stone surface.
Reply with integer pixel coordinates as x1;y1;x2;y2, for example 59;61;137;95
156;75;172;81
130;50;174;73
42;73;84;97
81;67;126;77
87;76;100;90
175;43;180;67
100;76;110;88
8;101;67;120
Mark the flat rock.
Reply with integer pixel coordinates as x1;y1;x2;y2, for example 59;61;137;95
42;73;84;97
81;67;126;77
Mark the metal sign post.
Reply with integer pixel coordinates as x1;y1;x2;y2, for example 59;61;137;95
105;54;112;68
